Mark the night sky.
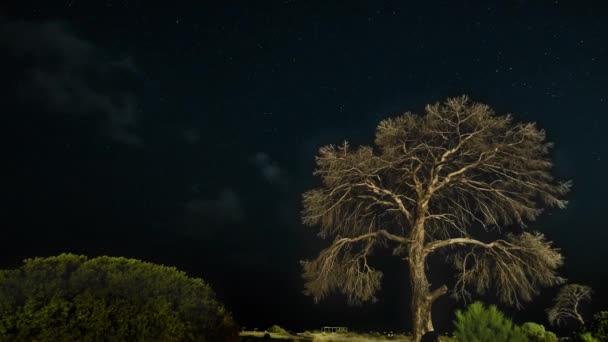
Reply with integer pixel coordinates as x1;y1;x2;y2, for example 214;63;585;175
2;0;608;334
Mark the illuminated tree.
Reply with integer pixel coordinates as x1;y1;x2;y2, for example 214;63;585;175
301;96;569;341
547;284;592;326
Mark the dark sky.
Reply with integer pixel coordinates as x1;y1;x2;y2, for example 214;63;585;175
2;0;607;334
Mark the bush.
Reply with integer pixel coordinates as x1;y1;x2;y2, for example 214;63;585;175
267;324;289;334
453;301;529;342
521;322;558;342
579;311;608;342
589;311;608;341
578;332;600;342
0;253;238;341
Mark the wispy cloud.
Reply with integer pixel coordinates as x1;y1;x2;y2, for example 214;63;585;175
182;128;201;144
183;188;245;228
1;19;143;145
251;152;288;188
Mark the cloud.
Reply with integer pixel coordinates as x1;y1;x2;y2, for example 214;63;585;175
251;152;287;187
182;128;200;144
184;188;245;228
0;19;143;145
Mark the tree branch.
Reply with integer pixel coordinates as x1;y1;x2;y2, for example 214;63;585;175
446;232;564;308
364;180;415;224
428;284;448;302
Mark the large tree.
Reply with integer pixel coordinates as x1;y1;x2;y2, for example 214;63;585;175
301;96;570;341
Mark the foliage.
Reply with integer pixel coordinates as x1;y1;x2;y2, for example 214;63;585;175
580;311;608;342
453;301;529;342
578;332;599;342
547;284;592;326
267;324;289;334
0;253;238;341
591;311;608;340
521;322;557;342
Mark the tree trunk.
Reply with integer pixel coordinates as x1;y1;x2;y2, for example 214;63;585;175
409;256;449;342
408;209;448;342
409;256;433;342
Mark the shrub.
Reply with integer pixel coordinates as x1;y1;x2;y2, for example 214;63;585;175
578;332;600;342
0;253;238;341
579;311;608;342
453;301;529;342
267;324;289;334
521;322;558;342
589;311;608;341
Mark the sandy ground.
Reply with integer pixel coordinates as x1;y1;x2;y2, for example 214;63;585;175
239;331;416;341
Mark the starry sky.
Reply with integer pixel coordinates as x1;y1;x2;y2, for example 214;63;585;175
2;0;607;334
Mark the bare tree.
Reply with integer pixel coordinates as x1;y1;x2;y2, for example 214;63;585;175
301;96;570;341
547;284;592;326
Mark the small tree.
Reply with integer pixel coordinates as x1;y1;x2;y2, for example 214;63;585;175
301;96;569;341
453;301;528;342
547;284;592;326
0;253;238;341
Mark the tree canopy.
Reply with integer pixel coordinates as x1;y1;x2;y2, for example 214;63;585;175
0;253;238;341
301;96;569;340
547;284;593;327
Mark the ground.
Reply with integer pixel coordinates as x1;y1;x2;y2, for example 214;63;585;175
239;330;456;341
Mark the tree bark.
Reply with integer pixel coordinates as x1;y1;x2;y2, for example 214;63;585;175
409;256;433;341
409;206;449;342
409;256;449;342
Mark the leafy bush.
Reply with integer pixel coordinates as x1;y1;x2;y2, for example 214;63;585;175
578;332;600;342
453;301;529;342
521;322;557;342
267;324;289;334
579;311;608;342
0;253;238;341
589;311;608;341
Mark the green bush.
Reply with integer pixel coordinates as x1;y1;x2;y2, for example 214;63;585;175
578;332;600;342
579;311;608;342
0;253;238;341
589;311;608;341
521;322;557;342
453;301;529;342
267;324;289;334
